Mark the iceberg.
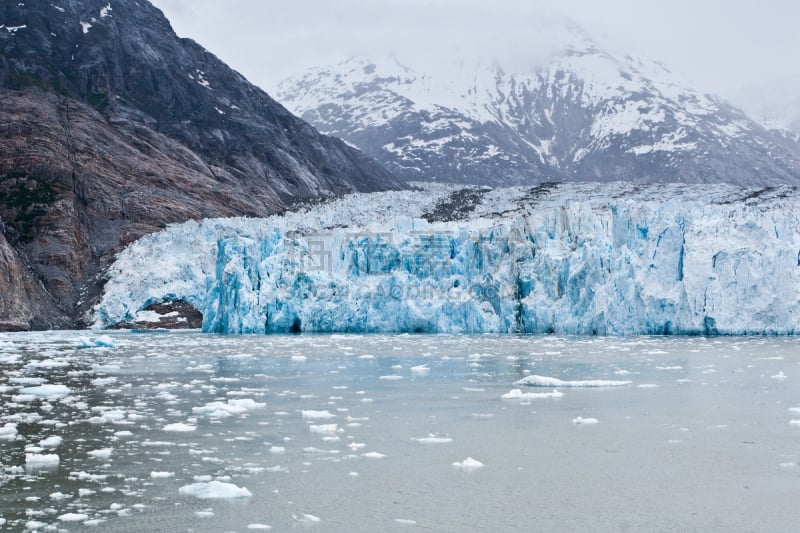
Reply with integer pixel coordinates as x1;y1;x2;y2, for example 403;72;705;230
93;183;800;335
514;376;632;387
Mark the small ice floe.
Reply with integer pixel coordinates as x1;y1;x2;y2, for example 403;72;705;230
247;524;273;530
788;407;800;414
26;453;60;467
193;399;265;418
91;377;118;386
163;423;197;432
655;366;683;371
789;420;800;426
88;448;113;460
514;375;631;387
58;513;89;522
362;452;386;459
378;375;403;381
309;424;338;435
290;355;307;363
196;510;215;518
410;365;430;374
301;410;335;420
501;388;563;400
779;462;798;469
293;514;321;523
452;457;484;471
269;446;286;455
179;481;252;499
572;417;600;425
0;423;18;441
348;471;359;477
412;434;453;444
636;384;660;389
19;384;71;398
150;471;174;479
80;335;114;348
395;519;417;525
771;372;788;380
358;355;375;360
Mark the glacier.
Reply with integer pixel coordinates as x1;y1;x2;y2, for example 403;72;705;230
93;183;800;335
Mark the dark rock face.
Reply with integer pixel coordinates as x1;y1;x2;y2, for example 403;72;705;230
0;1;403;330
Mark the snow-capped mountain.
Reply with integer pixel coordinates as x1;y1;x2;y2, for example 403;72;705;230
277;24;800;187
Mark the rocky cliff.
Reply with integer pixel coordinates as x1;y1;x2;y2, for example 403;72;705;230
0;0;403;330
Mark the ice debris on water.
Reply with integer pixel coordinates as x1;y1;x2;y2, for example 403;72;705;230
452;457;484;470
178;481;252;499
515;375;631;387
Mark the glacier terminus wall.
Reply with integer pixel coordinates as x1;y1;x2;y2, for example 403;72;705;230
93;183;800;335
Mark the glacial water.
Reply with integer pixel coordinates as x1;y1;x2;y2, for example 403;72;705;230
1;331;799;532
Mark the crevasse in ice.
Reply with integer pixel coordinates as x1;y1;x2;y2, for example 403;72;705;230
93;183;800;335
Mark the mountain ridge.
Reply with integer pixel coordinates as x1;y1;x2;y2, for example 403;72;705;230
277;25;800;187
0;0;403;330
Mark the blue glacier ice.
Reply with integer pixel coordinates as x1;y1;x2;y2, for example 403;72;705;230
93;183;800;335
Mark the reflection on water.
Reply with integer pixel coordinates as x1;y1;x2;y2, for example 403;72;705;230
0;332;799;531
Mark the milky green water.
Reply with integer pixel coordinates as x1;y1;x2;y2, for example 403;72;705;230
0;332;799;532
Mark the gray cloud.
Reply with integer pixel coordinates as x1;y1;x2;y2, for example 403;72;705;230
150;0;800;124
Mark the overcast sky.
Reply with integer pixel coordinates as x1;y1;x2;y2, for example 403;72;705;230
150;0;800;123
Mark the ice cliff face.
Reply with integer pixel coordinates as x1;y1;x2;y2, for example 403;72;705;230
94;183;800;335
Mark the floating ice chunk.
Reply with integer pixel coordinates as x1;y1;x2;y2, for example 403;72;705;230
573;417;600;425
410;365;430;374
358;355;375;360
163;423;197;432
19;384;71;398
179;481;252;499
452;457;484;470
515;375;631;387
91;377;118;386
788;407;800;414
362;452;386;459
58;513;88;522
348;471;359;477
196;510;215;518
269;446;286;454
655;366;683;370
0;423;18;441
501;388;563;400
772;372;788;380
291;355;307;363
636;384;659;389
301;410;336;420
148;471;173;478
293;514;320;523
378;375;403;381
26;453;60;466
789;420;800;426
88;448;113;460
395;519;417;525
309;424;338;435
193;398;265;418
412;434;453;444
114;430;133;437
247;524;272;530
80;336;114;348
